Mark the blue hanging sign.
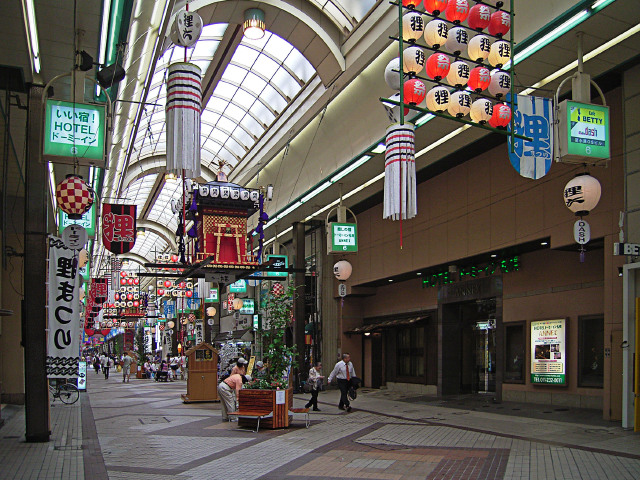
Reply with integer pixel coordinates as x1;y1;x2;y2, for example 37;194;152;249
507;94;554;180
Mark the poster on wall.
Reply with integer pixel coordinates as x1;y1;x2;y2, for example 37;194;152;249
531;319;566;385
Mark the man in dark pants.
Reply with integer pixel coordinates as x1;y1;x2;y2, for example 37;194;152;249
327;353;356;412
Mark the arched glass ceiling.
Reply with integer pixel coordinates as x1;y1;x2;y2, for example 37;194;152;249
121;174;158;213
309;0;377;32
146;179;183;237
129;230;168;262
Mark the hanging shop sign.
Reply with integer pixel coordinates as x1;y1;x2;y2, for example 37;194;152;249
239;299;255;315
47;236;81;378
43;100;107;167
229;279;247;293
58;202;96;238
194;320;204;345
77;361;87;390
557;100;610;163
328;222;358;254
507;95;553;180
205;287;219;302
252;314;262;331
530;318;566;385
102;203;137;254
266;254;288;277
574;219;590;245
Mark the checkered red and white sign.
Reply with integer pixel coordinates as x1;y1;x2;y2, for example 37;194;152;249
55;175;94;217
272;282;284;296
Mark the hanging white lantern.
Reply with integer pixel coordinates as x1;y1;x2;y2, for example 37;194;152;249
488;70;511;98
206;306;217;316
403;46;426;75
448;91;472;117
444;26;469;56
470;98;493;124
402;11;425;43
563;174;601;216
467;34;491;62
384;124;417;221
333;260;353;281
424;19;448;49
488;40;511;68
167;320;175;329
446;61;470;87
170;9;203;47
233;298;244;310
384;58;401;91
425;86;450;112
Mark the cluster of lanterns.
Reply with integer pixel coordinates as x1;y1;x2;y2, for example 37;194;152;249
119;271;140;285
387;0;513;128
156;279;194;298
98;320;138;329
156;253;184;272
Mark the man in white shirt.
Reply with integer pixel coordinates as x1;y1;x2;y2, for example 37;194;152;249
327;353;356;412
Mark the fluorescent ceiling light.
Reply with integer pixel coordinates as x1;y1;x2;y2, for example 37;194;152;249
330;155;372;183
592;0;616;9
371;144;386;154
301;181;332;203
48;162;56;211
98;0;112;65
22;0;41;74
415;113;435;127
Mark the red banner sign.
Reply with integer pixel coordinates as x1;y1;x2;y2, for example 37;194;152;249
102;203;137;254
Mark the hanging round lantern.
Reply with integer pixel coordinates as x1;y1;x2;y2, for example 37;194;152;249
55;174;94;219
185;290;193;298
488;70;511;97
157;289;164;296
448;91;472;117
120;271;127;278
402;0;422;8
488;11;511;37
133;300;139;307
114;293;120;301
179;282;186;288
488;40;511;68
424;0;448;15
206;306;216;317
333;260;353;281
403;78;427;105
171;254;179;262
164;280;172;288
468;3;491;31
445;0;469;24
426;53;450;80
563;174;602;216
424;19;448;49
127;301;133;307
127;278;134;285
444;26;469;56
107;321;113;327
133;277;139;285
120;278;127;285
127;293;133;300
489;103;511;128
384;58;401;91
426;86;450;111
468;66;491;92
167;320;175;329
403;46;426;75
470;98;493;124
467;34;491;62
402;11;425;43
78;249;89;268
446;61;470;87
233;298;244;310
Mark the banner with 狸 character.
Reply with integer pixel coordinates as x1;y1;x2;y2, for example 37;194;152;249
102;203;137;254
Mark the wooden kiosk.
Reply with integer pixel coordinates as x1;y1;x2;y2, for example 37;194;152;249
181;343;219;403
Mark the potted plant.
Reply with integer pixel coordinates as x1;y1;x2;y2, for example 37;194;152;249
134;325;148;378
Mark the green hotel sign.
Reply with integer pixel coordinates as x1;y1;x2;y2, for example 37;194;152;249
58;202;96;238
328;222;357;254
43;100;106;167
558;100;609;162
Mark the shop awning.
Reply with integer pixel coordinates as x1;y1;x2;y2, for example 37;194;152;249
346;316;429;334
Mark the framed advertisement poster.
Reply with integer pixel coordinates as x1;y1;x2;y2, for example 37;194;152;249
531;319;567;385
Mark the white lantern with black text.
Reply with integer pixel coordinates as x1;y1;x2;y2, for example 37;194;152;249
445;26;469;56
488;70;511;98
333;260;353;281
448;91;472;117
446;61;470;87
170;10;203;47
424;19;448;49
470;98;493;124
426;86;450;111
488;40;511;68
467;34;491;62
403;11;425;42
403;46;426;75
384;57;401;91
563;173;601;216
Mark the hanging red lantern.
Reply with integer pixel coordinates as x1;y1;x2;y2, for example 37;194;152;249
426;53;451;81
133;278;139;285
402;0;422;8
403;78;427;105
185;290;193;298
489;103;511;128
55;174;94;219
157;288;164;296
444;0;469;24
488;11;510;37
468;66;491;92
126;293;133;300
120;271;127;277
114;293;120;301
179;282;186;289
468;4;491;31
424;0;447;15
120;278;127;285
133;300;139;307
171;254;179;262
164;280;172;288
127;278;134;285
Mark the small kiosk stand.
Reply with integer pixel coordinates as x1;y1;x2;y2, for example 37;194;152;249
181;343;219;403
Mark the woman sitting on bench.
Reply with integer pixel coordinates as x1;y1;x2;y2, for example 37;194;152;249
155;360;169;382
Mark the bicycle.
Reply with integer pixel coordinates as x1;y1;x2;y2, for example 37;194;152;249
48;379;79;405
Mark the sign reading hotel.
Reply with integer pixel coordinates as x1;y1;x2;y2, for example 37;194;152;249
43;100;107;167
328;222;358;254
531;319;566;385
58;202;97;238
558;100;609;162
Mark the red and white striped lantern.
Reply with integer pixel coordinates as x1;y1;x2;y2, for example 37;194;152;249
384;124;417;221
55;174;94;219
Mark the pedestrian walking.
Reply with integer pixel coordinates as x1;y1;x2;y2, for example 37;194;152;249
327;353;356;412
305;361;323;411
122;352;133;383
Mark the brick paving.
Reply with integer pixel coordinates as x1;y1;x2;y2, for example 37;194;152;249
1;373;640;479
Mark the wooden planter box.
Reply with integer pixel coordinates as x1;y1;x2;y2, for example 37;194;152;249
237;388;292;429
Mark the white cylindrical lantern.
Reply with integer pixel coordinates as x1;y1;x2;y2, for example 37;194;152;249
166;62;202;179
403;11;425;42
384;57;401;91
445;26;469;56
488;40;511;68
426;86;450;111
488;70;511;98
467;34;491;62
563;174;601;216
403;46;425;75
206;306;217;316
167;320;175;329
233;298;244;310
446;61;470;87
448;91;472;117
384;124;417;221
333;260;353;281
470;98;493;123
424;19;448;49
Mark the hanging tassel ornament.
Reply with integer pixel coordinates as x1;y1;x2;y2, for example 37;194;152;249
384;123;417;226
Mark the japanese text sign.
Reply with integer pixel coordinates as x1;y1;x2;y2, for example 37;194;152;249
558;100;610;162
329;222;358;253
58;202;96;238
102;203;137;254
530;319;566;385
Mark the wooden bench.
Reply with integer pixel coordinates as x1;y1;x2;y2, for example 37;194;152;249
289;407;310;428
227;407;273;432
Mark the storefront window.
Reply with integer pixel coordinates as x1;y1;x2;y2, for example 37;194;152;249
397;325;425;378
578;315;604;388
504;323;524;383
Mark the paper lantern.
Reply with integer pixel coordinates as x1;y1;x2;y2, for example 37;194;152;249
179;282;186;288
206;306;216;316
426;53;450;80
127;301;133;307
489;103;511;128
403;46;426;75
127;278;134;285
468;4;491;31
384;124;416;221
185;290;193;298
233;298;244;310
334;260;353;281
55;174;94;219
446;61;470;87
426;86;450;111
468;66;491;92
470;98;493;123
448;91;472;117
467;34;491;62
120;278;127;285
384;58;400;91
424;0;447;15
444;26;469;56
488;70;511;97
164;280;172;288
403;12;425;42
488;40;511;68
167;320;175;329
424;19;448;49
171;254;179;262
445;0;469;23
170;9;203;47
403;78;427;105
121;271;127;278
114;293;120;301
133;278;139;285
157;289;164;296
488;11;511;37
563;174;601;216
127;293;133;300
133;300;139;307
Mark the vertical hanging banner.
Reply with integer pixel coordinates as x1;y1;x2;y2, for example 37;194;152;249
507;94;554;180
47;236;81;378
102;203;137;254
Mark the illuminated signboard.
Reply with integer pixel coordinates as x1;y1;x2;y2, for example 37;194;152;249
328;222;358;254
58;202;96;238
530;318;566;385
558;100;609;162
229;279;247;293
205;287;219;303
240;299;255;314
266;254;288;277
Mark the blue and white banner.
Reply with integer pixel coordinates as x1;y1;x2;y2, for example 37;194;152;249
508;94;554;180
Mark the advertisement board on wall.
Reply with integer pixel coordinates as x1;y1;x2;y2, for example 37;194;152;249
530;319;566;385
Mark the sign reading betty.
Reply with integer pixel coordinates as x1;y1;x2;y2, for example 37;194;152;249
530;319;566;385
558;100;610;163
102;203;137;254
